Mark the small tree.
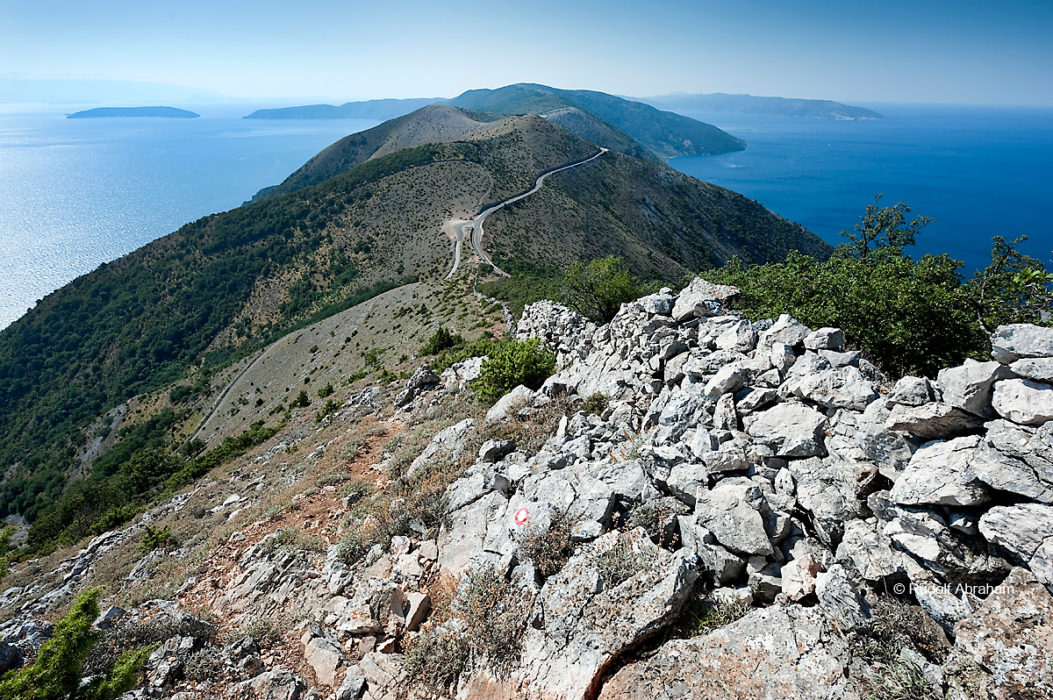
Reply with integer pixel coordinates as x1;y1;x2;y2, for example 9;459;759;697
421;327;464;355
562;256;646;322
839;195;932;260
968;235;1052;332
474;339;555;403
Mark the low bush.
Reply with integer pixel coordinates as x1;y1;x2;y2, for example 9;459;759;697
562;255;650;322
673;592;753;638
595;531;654;589
314;398;340;422
708;203;1051;377
581;392;609;416
0;588;150;700
403;625;470;694
454;565;531;675
137;524;173;554
518;513;575;579
845;596;948;700
474;338;555;403
262;527;325;554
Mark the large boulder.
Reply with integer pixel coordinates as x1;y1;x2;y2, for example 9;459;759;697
787;457;875;546
599;606;857;700
936;359;1012;417
486;385;536;423
759;314;811;348
889;436;992;507
408;418;475;477
694;478;781;557
745;403;827;458
992;378;1053;426
971;420;1053;503
394;365;439;408
979;503;1053;589
793;366;878;411
515;531;697;698
671;278;738;322
884;402;984;440
990;323;1053;363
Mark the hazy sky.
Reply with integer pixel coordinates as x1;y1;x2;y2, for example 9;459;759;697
2;0;1051;105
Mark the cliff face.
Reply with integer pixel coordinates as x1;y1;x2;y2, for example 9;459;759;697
3;280;1052;699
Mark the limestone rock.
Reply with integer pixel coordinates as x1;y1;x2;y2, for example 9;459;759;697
804;327;845;351
794;366;878;411
885;402;984;440
937;359;1012;417
971;420;1053;503
1010;356;1053;383
486;385;536;423
745;402;827;458
992;378;1053;426
408;418;474;477
694;478;775;556
946;567;1053;697
979;504;1053;588
990;323;1053;363
889;436;992;507
671;278;738;322
394;365;439;408
599;606;857;700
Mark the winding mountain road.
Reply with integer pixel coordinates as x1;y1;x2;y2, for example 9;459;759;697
444;147;608;279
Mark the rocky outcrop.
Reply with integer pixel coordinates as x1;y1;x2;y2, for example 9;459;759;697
6;278;1053;700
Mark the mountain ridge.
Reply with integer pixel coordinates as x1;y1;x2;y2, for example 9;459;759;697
0;101;826;529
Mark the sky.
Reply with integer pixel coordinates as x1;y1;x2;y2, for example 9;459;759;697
1;0;1052;106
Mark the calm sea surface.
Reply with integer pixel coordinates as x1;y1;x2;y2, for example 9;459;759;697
1;103;1050;330
670;104;1053;273
0;108;377;328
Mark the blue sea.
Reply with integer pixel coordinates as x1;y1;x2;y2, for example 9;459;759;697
0;107;378;328
670;104;1053;273
1;102;1050;330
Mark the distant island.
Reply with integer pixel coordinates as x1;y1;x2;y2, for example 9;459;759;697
67;106;200;119
245;98;441;121
640;93;883;120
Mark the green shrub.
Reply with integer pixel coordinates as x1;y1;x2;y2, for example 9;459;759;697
315;398;340;422
581;392;609;416
562;255;649;322
710;252;984;377
474;338;555;403
421;327;464;356
316;383;334;398
290;390;311;408
708;203;1052;378
137;524;172;554
0;588;149;700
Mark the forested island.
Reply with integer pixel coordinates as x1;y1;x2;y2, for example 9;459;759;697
67;106;199;119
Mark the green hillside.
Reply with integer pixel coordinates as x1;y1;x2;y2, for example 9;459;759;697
0;109;825;523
